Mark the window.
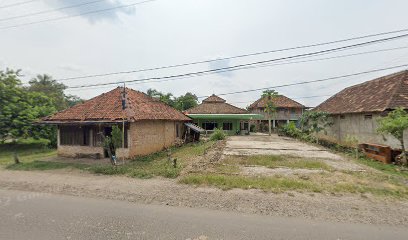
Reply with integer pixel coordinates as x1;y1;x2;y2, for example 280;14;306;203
340;115;345;119
364;114;372;120
223;122;233;131
290;108;296;114
176;123;180;138
202;122;218;130
60;126;90;146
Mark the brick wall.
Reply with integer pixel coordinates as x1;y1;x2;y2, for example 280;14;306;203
128;120;182;156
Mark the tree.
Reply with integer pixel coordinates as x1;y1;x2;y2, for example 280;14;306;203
27;74;68;111
146;88;198;111
262;90;278;136
299;111;332;144
174;92;198;111
377;107;408;165
0;69;56;143
65;94;84;107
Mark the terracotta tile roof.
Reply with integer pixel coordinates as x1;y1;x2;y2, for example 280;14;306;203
248;95;305;109
185;95;248;114
314;70;408;114
42;87;190;122
202;94;226;103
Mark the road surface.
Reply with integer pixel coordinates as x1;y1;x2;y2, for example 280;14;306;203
0;189;407;240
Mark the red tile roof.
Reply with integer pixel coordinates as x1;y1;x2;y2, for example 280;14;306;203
42;87;190;122
248;95;305;109
185;94;248;114
314;70;408;114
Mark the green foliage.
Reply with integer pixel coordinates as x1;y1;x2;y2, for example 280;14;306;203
111;125;123;149
300;111;332;136
261;90;278;117
280;122;303;138
210;128;226;141
146;88;198;111
0;139;56;165
174;92;198;111
377;108;408;145
0;68;83;146
27;74;68;111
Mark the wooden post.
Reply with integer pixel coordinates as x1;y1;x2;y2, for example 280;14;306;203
122;83;126;165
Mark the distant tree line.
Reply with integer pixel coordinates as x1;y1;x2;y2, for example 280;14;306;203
146;88;198;111
0;69;83;146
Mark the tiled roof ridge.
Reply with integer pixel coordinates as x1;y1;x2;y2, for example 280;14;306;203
385;70;408;110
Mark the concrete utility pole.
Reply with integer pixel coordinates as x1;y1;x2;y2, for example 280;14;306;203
121;83;126;165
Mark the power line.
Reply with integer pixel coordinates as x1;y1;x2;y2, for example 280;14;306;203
66;34;408;89
0;0;37;9
65;44;408;92
229;95;333;105
0;0;106;22
55;27;408;82
0;0;158;30
196;64;408;99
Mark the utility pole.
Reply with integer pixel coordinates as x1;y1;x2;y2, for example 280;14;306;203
121;82;126;165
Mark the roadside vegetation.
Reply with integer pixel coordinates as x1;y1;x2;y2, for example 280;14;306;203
7;141;215;179
0;139;56;166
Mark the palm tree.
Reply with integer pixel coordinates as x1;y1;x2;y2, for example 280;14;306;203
262;90;278;136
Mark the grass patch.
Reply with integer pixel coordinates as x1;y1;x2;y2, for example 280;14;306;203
180;174;321;192
180;173;408;198
224;155;332;170
7;161;89;171
355;156;408;179
0;139;56;166
6;141;215;179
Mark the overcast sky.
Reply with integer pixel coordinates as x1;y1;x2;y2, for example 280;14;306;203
1;0;408;108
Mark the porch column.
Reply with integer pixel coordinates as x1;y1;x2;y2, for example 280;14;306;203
89;128;93;146
273;120;276;128
287;120;289;124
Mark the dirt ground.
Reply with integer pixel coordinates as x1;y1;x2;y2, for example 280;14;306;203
1;169;408;227
1;134;408;227
224;133;365;171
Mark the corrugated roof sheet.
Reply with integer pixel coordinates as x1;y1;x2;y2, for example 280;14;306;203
42;87;191;122
314;70;408;114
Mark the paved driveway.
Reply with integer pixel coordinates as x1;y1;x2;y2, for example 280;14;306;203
223;134;363;171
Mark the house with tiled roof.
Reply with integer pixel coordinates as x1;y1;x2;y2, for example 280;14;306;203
41;87;190;158
314;70;408;148
248;95;306;131
184;94;262;134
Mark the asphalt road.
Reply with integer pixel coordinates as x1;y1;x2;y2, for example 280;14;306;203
0;189;407;240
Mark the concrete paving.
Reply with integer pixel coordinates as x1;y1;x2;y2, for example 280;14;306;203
224;134;364;171
1;189;408;240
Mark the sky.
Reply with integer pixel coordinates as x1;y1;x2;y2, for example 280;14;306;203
1;0;408;108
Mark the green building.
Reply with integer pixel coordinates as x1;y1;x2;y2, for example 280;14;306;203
185;94;262;135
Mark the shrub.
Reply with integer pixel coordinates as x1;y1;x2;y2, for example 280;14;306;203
210;128;226;141
280;122;303;138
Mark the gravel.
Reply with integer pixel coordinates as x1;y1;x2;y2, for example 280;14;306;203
1;169;407;227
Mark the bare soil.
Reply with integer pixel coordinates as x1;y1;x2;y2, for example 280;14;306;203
1;169;408;227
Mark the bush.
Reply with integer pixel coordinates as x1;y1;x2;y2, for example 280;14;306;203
280;122;303;138
210;128;226;141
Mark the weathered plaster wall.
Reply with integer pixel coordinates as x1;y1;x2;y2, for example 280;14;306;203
57;145;104;158
323;113;408;149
